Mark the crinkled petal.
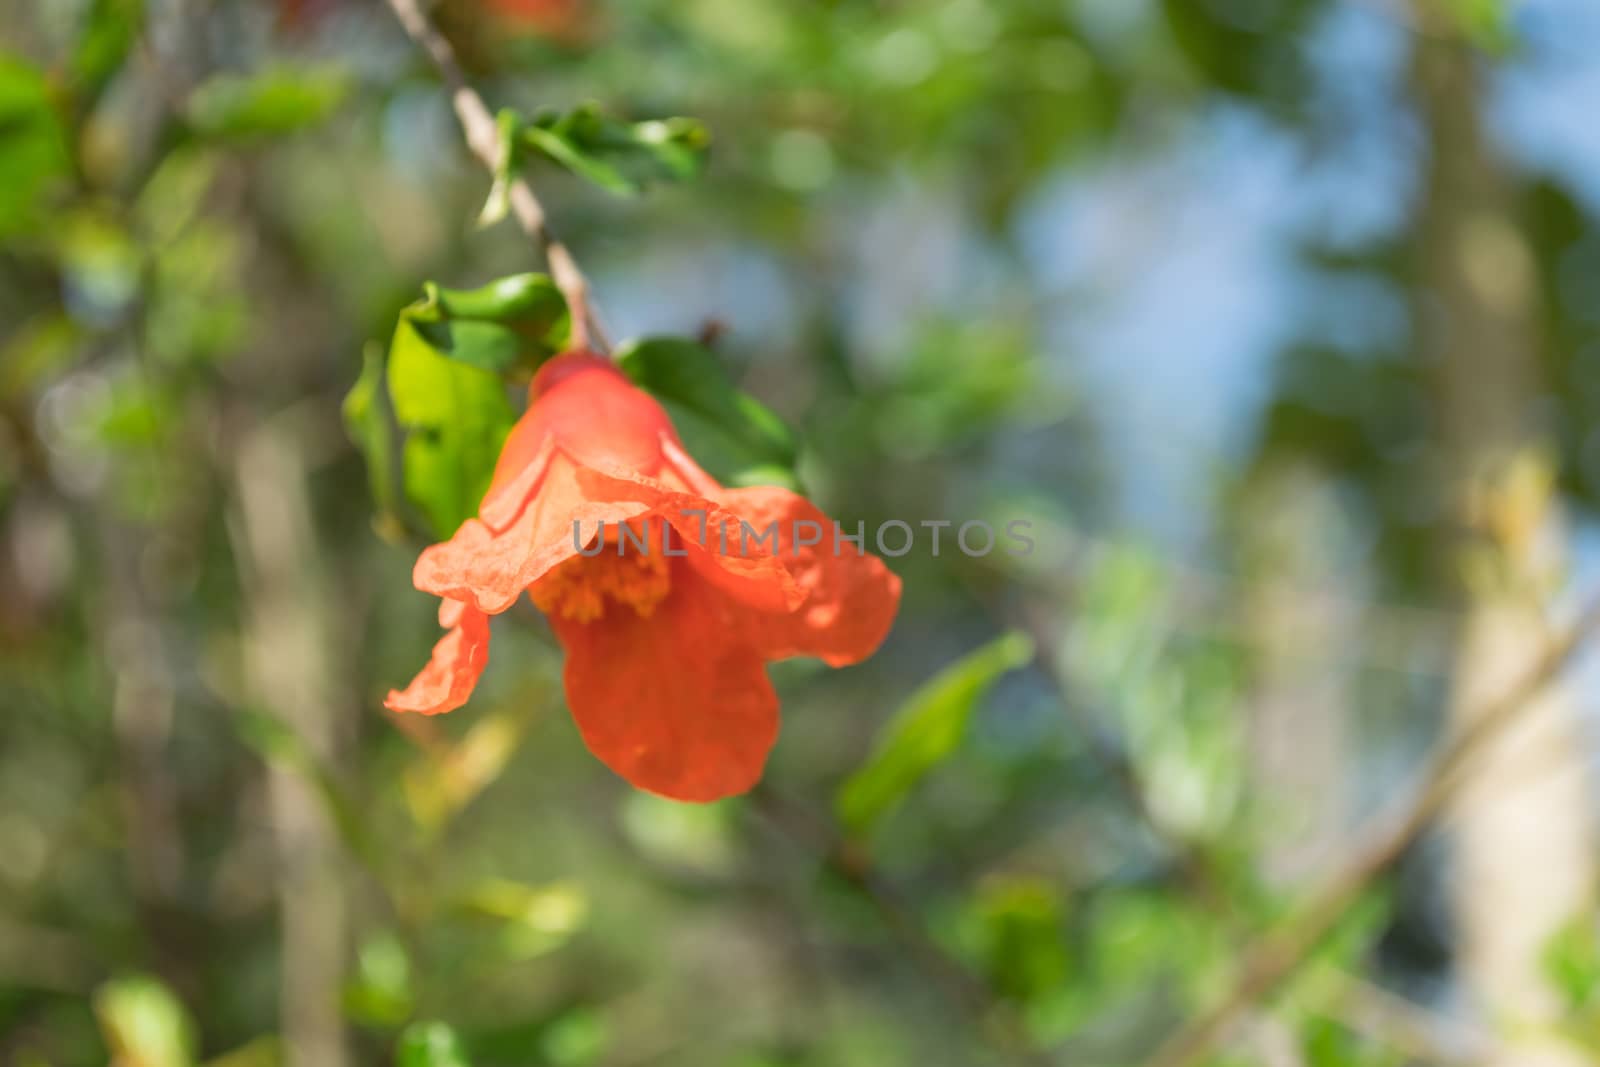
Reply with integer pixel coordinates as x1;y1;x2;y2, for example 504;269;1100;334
574;464;801;613
659;433;725;497
414;453;652;614
385;601;492;715
479;433;556;532
717;486;901;667
551;572;778;802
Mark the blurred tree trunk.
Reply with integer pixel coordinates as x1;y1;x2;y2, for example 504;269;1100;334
1412;26;1595;1064
231;418;351;1067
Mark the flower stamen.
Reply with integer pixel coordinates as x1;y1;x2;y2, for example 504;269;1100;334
530;521;672;622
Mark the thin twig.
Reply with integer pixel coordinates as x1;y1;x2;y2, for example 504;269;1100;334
1137;594;1600;1067
380;0;610;353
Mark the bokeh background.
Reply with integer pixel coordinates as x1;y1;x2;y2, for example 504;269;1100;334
7;0;1600;1064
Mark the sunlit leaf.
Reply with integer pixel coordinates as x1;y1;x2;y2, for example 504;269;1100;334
185;67;347;140
541;1008;608;1067
94;376;177;448
94;975;196;1067
459;879;589;960
1548;917;1600;1012
72;0;144;100
837;631;1034;835
386;320;517;540
1088;892;1230;999
397;1022;472;1067
621;792;739;877
476;109;521;228
342;932;414;1027
346;274;569;538
955;875;1072;1007
200;1036;281;1067
1299;1016;1395;1067
0;312;80;396
616;337;798;485
342;342;402;531
136;147;220;247
0;58;70;237
59;210;141;326
403;711;529;834
518;104;709;197
406;273;569;375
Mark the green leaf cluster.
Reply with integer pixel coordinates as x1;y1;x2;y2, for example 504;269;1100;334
346;278;809;536
343;275;569;540
519;104;710;198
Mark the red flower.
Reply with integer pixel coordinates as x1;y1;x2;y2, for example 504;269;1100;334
480;0;585;37
386;351;901;802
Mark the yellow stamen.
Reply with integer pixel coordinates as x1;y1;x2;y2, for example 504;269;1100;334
530;522;672;622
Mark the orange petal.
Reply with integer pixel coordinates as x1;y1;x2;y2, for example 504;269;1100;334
385;601;492;715
479;432;555;532
573;464;802;613
414;454;652;614
551;572;778;802
718;486;901;667
525;352;678;474
659;433;725;497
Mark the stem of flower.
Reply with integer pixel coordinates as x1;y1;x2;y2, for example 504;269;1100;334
379;0;610;354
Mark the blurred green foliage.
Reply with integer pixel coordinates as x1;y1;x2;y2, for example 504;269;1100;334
616;336;799;487
4;0;1595;1064
837;630;1034;837
517;105;710;199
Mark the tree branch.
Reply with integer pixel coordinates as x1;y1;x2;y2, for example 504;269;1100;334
1138;594;1600;1067
380;0;609;353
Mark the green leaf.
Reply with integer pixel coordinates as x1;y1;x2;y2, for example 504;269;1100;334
457;879;590;960
0;57;70;237
403;711;530;835
397;1022;472;1067
94;975;196;1067
616;337;798;481
343;932;414;1027
200;1037;281;1067
724;463;802;491
72;0;144;100
185;66;347;140
407;274;570;374
476;109;521;228
836;631;1034;836
342;342;402;528
541;1008;608;1067
1547;915;1600;1011
386;319;517;540
960;876;1072;1006
518;104;709;197
345;274;566;539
